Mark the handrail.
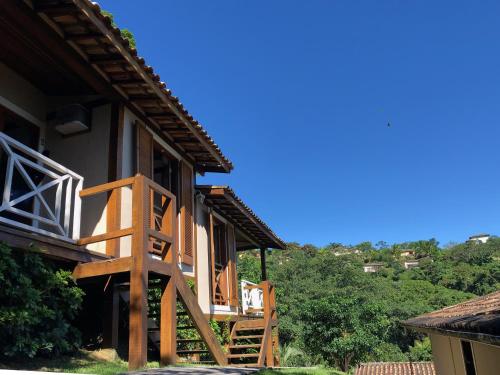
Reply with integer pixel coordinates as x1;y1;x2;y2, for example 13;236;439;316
77;175;177;258
0;131;83;242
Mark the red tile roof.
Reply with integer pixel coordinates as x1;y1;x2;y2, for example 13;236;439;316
355;362;435;375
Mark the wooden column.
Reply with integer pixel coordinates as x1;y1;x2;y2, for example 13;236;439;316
160;216;177;366
102;281;119;349
260;248;267;281
160;273;177;365
262;281;274;367
128;175;149;370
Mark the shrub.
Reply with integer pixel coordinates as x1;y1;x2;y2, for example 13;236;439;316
0;244;84;358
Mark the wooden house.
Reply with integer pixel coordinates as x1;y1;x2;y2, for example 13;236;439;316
0;0;284;369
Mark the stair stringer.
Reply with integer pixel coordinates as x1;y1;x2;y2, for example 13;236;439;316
173;266;228;366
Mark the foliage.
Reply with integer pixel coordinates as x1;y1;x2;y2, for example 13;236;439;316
100;10;137;49
301;294;390;371
0;244;84;359
408;337;433;362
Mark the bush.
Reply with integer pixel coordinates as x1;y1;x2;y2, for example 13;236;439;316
0;244;84;358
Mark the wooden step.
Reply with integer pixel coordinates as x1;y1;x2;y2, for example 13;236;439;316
177;325;196;330
232;335;263;340
227;353;260;358
235;326;264;331
177;338;204;343
177;349;210;354
229;344;261;349
230;363;260;367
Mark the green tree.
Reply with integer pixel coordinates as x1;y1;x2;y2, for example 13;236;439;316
301;294;390;371
0;244;84;358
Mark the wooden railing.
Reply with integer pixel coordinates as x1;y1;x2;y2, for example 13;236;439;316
77;174;176;259
241;279;264;315
73;174;227;369
0;131;83;242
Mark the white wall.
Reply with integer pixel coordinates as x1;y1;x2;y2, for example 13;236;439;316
118;107;136;257
0;62;47;127
45;104;111;253
195;199;211;314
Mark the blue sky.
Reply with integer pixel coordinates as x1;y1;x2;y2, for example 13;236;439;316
100;1;500;247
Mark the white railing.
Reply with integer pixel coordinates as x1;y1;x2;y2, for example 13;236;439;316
241;279;264;315
0;132;83;243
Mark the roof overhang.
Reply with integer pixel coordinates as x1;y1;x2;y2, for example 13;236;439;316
402;290;500;346
196;185;286;250
15;0;232;173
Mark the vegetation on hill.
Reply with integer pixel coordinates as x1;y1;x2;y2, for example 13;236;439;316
238;237;500;371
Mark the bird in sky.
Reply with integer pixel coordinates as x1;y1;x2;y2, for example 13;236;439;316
387;122;391;127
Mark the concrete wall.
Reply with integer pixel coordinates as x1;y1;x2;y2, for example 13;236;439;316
45;104;111;253
118;107;136;256
472;341;500;375
0;62;47;128
195;199;211;314
430;333;500;375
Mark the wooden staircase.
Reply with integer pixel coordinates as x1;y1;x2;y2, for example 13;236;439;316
117;277;222;365
227;319;266;367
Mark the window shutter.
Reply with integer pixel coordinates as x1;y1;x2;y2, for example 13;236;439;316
135;123;153;178
180;161;194;265
227;224;239;307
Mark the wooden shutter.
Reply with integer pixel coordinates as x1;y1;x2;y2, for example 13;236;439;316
135;123;153;178
227;224;239;307
180;161;194;265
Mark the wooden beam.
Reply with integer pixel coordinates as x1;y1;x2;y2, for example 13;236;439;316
148;258;172;276
160;273;177;365
128;175;149;370
0;224;108;263
260;248;267;281
72;257;132;279
77;227;133;246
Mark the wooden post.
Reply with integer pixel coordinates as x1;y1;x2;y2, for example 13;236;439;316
262;280;274;367
102;281;119;349
260;248;267;281
128;175;149;370
160;273;177;365
160;211;177;366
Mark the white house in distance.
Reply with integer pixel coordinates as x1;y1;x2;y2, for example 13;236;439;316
400;249;416;257
404;260;420;269
363;262;384;273
467;234;491;244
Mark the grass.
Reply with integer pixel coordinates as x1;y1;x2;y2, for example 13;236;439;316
0;350;144;375
256;368;346;375
1;352;347;375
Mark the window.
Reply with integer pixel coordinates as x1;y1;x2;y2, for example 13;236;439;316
461;340;476;375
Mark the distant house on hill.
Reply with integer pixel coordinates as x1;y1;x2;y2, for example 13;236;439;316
403;291;500;375
467;233;491;244
333;247;361;256
404;259;420;269
400;249;416;257
355;362;435;375
363;262;384;273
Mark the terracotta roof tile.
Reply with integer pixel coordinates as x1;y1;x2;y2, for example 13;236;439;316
355;362;435;375
403;291;500;338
